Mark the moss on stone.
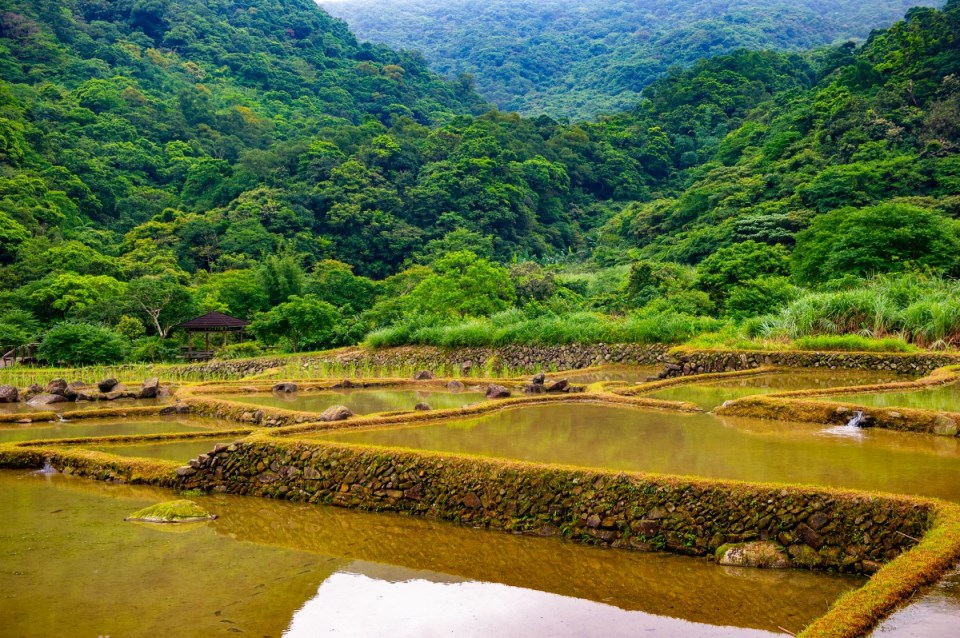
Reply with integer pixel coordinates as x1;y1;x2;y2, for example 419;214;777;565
126;499;215;523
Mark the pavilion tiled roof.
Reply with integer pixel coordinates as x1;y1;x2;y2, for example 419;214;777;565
176;311;250;331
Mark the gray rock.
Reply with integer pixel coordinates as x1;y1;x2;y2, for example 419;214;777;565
485;384;511;399
414;402;432;411
523;383;545;394
45;378;68;396
546;379;569;393
27;393;68;406
319;405;353;422
531;372;545;385
414;370;434;380
0;384;18;403
139;377;160;399
97;378;119;392
273;382;298;393
447;379;465;393
63;381;86;401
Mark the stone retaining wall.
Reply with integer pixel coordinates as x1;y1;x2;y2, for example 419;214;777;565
182;344;670;379
177;438;931;574
663;350;960;377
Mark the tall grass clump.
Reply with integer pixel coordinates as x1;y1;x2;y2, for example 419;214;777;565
757;274;960;349
364;309;724;349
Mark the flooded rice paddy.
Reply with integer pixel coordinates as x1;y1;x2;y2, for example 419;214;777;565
312;403;960;502
0;470;864;637
0;416;228;444
0;397;169;414
75;438;241;462
815;383;960;413
642;370;909;410
221;387;488;414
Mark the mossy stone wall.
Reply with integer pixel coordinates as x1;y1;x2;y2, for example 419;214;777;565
177;439;931;574
664;350;960;377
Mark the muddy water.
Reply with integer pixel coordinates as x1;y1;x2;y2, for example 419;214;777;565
313;403;960;501
0;397;168;414
77;438;240;462
0;417;229;443
558;365;660;385
871;566;960;637
643;370;909;410
817;383;960;413
0;470;863;637
222;388;488;414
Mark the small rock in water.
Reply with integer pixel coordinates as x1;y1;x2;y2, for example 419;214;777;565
485;384;511;399
447;379;465;393
414;370;434;380
545;379;569;393
125;500;216;523
45;378;68;397
273;382;298;393
716;541;790;569
319;405;353;422
139;377;160;399
27;393;68;406
523;383;545;394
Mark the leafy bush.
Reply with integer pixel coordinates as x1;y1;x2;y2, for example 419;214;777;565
129;336;181;363
215;342;265;359
37;322;129;366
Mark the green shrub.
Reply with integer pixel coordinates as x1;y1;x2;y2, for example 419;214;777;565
129;336;181;363
215;342;264;360
37;322;129;366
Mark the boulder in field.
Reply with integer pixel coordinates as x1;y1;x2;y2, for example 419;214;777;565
125;500;216;523
414;402;432;411
523;383;545;394
545;379;569;393
319;405;353;422
531;372;546;385
447;379;465;392
0;384;18;403
273;382;298;393
63;381;87;401
45;378;68;396
97;378;119;393
414;370;434;380
485;384;511;399
139;377;160;399
27;393;68;406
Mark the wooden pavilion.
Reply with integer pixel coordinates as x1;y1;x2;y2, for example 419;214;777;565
176;311;250;361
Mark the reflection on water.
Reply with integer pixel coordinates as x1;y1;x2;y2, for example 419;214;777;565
313;403;960;501
222;388;488;414
560;366;661;385
870;567;960;637
817;383;960;413
0;417;225;443
0;470;862;637
77;438;240;462
644;370;908;411
286;567;779;638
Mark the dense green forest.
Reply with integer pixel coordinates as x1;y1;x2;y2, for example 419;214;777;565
1;0;959;364
321;0;941;119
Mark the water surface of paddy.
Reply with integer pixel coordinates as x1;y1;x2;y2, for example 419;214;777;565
77;438;240;462
312;403;960;501
558;365;660;385
870;566;960;637
222;388;488;414
0;470;863;637
0;417;227;443
816;383;960;412
643;370;909;410
0;397;168;414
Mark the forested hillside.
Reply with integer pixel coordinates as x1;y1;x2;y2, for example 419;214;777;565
1;0;959;364
320;0;941;118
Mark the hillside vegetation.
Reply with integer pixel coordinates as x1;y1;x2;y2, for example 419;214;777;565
321;0;941;118
1;0;960;364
